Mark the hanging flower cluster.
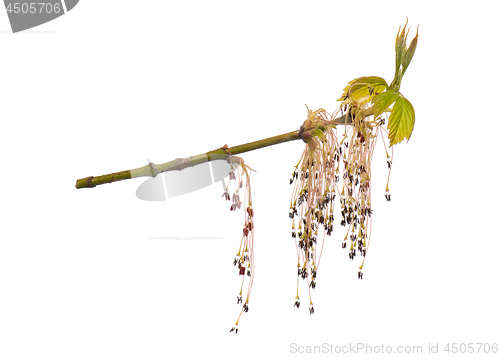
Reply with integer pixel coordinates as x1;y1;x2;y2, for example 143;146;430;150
221;156;255;334
289;106;340;314
290;98;394;314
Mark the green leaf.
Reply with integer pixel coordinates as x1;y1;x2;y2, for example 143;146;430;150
372;90;400;118
395;19;408;71
337;76;388;102
356;76;389;87
388;96;415;146
402;25;419;76
338;78;363;101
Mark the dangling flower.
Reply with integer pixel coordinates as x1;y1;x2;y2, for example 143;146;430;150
289;100;395;313
223;156;256;332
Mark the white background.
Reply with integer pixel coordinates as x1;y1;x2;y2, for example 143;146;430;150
1;1;499;356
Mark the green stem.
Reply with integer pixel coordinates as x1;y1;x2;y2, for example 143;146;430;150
75;114;353;189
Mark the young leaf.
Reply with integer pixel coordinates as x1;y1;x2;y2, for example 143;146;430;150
355;76;389;87
337;76;389;102
372;90;400;118
395;19;408;71
338;78;365;101
387;96;415;146
402;25;419;76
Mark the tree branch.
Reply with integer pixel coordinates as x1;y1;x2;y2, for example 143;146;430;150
75;113;353;189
